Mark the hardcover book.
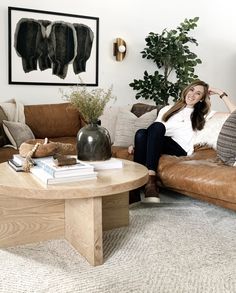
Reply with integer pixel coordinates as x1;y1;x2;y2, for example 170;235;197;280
8;159;24;172
34;156;94;178
30;166;97;185
81;158;123;170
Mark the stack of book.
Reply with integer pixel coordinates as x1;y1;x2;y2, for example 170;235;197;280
8;154;27;172
8;155;124;185
8;154;97;185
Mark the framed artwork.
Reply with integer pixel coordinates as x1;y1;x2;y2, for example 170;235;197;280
8;6;99;86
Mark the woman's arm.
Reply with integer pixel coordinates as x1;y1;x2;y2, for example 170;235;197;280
209;87;236;113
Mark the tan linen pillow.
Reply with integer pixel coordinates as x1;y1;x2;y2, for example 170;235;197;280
100;105;132;144
2;120;35;149
113;108;157;147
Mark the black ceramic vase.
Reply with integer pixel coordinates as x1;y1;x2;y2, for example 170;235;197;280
77;123;112;161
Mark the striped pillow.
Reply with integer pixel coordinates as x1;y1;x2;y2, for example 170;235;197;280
216;110;236;166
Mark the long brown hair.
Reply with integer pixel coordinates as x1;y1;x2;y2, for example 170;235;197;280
162;80;210;130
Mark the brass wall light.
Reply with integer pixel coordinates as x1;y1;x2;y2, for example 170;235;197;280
113;38;126;61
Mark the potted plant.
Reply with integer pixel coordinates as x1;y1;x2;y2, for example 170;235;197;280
61;84;116;161
129;17;202;105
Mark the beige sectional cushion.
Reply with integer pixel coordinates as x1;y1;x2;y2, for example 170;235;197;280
113;108;157;147
2;120;35;149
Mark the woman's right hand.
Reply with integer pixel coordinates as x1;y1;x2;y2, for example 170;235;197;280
128;145;134;154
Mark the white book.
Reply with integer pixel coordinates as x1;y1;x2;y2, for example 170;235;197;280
12;154;27;166
81;158;123;170
8;159;24;172
30;166;97;185
34;156;94;178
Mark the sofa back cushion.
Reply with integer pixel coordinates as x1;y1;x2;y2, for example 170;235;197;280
131;103;162;117
24;103;82;138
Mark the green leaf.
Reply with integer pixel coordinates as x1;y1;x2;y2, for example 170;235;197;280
129;16;202;105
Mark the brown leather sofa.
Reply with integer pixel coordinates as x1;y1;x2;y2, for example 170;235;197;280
1;102;236;212
0;103;81;163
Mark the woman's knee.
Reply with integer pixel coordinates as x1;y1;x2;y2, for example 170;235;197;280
134;129;147;143
148;122;166;134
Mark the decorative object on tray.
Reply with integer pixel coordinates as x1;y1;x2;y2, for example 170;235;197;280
19;138;76;158
53;154;77;166
17;138;76;172
61;82;116;161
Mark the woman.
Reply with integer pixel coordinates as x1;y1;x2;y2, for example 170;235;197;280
131;80;236;203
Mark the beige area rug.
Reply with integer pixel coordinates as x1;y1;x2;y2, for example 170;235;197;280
0;190;236;293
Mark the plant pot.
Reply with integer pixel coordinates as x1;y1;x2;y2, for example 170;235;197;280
77;123;112;161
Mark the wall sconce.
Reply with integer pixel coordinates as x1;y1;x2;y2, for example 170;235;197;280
113;38;126;61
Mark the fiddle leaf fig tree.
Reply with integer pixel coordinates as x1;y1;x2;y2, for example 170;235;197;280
129;17;202;105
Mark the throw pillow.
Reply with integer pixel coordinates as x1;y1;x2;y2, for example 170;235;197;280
131;103;163;117
2;120;35;149
193;114;229;149
0;106;10;147
100;105;132;144
216;110;236;166
0;100;25;123
113;108;157;147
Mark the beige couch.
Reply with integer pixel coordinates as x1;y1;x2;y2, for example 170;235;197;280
1;102;236;212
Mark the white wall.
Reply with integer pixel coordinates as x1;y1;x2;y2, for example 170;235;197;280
0;0;236;111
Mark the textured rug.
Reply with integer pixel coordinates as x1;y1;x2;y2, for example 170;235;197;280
0;190;236;293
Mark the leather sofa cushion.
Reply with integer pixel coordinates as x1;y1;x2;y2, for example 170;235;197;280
111;145;133;160
158;148;236;203
0;146;18;163
24;103;82;138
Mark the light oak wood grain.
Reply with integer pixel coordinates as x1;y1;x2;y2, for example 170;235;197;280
0;160;148;265
102;192;129;231
0;160;148;199
0;195;64;247
65;197;103;266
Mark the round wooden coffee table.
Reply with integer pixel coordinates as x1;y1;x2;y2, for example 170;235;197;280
0;159;148;266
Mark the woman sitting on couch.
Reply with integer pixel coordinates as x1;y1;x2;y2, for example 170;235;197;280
131;80;236;203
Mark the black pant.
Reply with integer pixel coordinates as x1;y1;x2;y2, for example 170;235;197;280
134;122;187;172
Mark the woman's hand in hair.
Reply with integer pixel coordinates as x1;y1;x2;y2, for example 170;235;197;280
209;87;236;113
208;87;224;97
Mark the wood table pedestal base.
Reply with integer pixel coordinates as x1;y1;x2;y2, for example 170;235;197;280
0;192;129;266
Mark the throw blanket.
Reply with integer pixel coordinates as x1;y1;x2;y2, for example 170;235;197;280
0;99;25;123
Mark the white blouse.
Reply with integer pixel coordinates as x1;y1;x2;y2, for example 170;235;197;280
155;106;215;155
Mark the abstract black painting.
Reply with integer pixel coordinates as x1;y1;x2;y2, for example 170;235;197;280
8;7;99;86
